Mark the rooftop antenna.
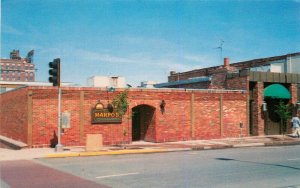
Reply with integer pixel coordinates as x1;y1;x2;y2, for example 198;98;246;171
214;40;224;64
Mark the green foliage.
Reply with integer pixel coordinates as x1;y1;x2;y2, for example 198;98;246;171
275;101;292;121
112;89;129;116
275;101;292;134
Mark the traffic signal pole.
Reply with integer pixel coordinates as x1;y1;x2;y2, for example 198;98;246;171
48;58;63;152
55;86;63;152
56;60;63;152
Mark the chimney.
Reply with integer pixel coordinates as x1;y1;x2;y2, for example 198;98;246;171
224;57;230;67
10;50;21;60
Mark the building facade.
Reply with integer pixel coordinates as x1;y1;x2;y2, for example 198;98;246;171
0;86;248;148
156;53;300;136
1;52;299;148
87;76;126;88
0;50;35;83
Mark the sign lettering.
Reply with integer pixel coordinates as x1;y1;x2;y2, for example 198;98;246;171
91;109;122;124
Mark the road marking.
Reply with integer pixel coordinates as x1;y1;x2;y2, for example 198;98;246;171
287;158;300;161
188;152;200;155
96;172;139;179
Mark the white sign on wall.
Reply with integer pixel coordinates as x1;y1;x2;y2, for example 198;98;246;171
61;112;71;128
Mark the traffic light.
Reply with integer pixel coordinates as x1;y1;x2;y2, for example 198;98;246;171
49;58;60;86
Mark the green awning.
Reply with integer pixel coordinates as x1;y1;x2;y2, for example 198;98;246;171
264;84;291;99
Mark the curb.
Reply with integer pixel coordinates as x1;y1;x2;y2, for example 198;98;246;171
45;148;175;158
44;141;300;159
264;141;300;147
233;143;265;148
192;145;233;150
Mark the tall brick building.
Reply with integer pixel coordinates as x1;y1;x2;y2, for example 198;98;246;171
0;50;36;93
0;50;35;82
156;52;300;136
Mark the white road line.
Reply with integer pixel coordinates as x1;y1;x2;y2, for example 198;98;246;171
287;158;300;161
96;172;139;179
188;152;200;155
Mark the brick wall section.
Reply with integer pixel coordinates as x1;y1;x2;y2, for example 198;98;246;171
0;87;29;143
169;69;209;82
0;86;248;147
289;84;298;104
252;82;265;136
226;76;248;90
222;93;248;137
155;92;191;142
209;72;227;89
193;93;220;139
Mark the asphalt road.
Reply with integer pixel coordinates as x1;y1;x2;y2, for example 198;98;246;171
2;145;300;188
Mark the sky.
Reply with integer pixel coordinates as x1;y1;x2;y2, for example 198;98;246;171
1;0;300;87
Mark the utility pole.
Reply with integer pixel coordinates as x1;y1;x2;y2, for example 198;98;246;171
215;40;224;64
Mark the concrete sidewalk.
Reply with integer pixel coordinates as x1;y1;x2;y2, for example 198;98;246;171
1;135;300;161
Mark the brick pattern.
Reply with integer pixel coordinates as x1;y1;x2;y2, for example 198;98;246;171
0;88;29;143
226;76;248;90
252;82;265;136
289;84;298;104
0;87;248;147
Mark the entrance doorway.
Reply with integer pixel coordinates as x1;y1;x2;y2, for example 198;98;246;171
265;99;289;135
132;105;156;142
264;83;291;135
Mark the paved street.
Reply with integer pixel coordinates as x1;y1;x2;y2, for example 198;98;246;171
30;145;300;188
1;145;300;188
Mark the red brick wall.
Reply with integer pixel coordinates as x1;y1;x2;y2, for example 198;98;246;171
226;76;248;90
289;84;298;104
0;87;248;147
222;93;248;137
154;92;191;142
0;87;29;143
252;82;265;136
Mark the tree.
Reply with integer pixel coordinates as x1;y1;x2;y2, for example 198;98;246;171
112;89;129;116
274;100;292;135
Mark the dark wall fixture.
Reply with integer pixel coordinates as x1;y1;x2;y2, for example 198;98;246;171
160;100;166;114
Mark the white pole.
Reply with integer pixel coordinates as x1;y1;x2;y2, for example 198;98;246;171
55;87;63;152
